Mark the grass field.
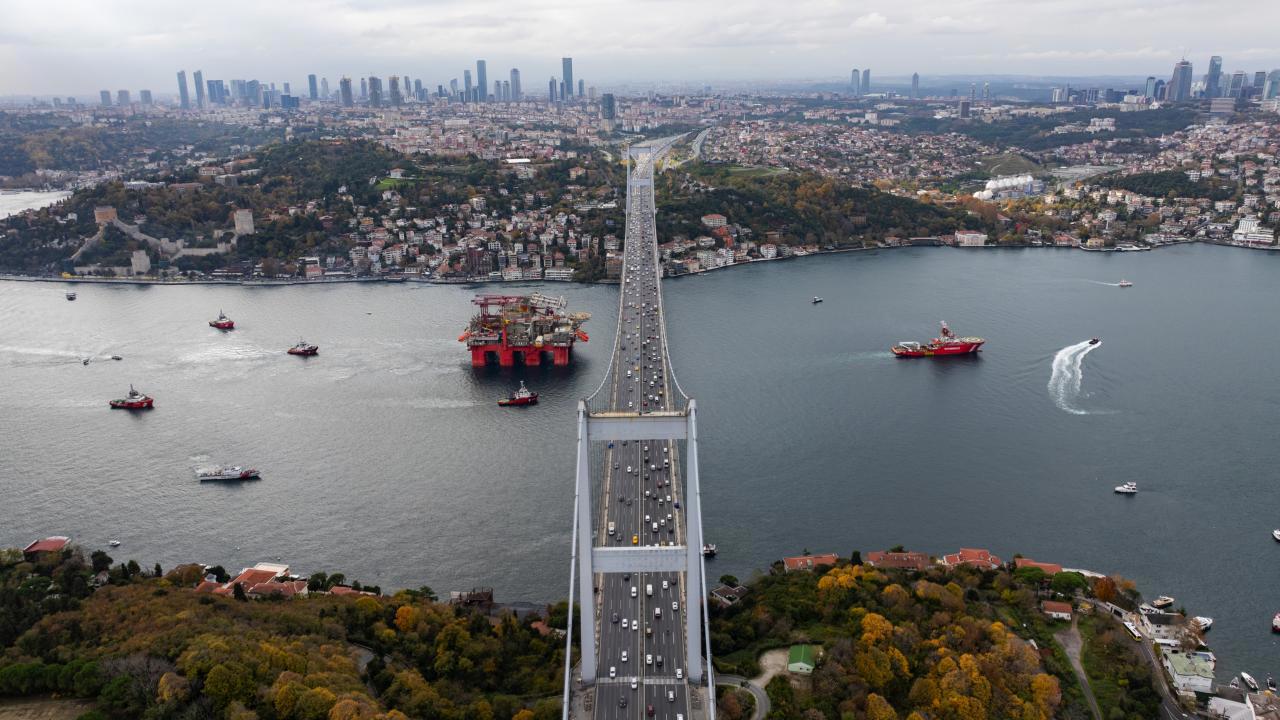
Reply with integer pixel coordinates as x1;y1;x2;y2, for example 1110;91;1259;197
975;152;1041;177
0;698;95;720
374;177;417;191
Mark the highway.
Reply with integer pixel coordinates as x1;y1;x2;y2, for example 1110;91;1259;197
592;137;692;720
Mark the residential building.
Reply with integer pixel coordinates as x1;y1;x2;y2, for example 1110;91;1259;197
865;550;930;571
22;536;70;562
782;553;839;572
787;645;817;675
940;547;1002;569
1161;648;1214;694
1041;600;1073;621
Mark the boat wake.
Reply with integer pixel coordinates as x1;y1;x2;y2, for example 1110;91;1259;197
1082;280;1123;287
1048;340;1102;415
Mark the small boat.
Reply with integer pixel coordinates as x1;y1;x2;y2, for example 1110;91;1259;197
1114;481;1138;494
196;466;261;482
1192;616;1213;631
1150;595;1175;609
1242;672;1260;692
208;310;235;330
287;339;319;356
1230;677;1241;689
498;381;538;407
1272;529;1280;542
702;543;717;558
82;358;90;366
1089;338;1101;345
108;540;121;548
109;385;154;409
1273;612;1280;633
66;291;77;301
1118;279;1133;287
1269;676;1277;692
111;355;122;361
811;297;823;304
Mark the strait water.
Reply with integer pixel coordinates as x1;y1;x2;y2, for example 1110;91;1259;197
0;190;71;219
1;243;1278;680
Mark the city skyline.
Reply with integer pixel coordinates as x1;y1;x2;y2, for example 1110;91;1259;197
3;0;1279;95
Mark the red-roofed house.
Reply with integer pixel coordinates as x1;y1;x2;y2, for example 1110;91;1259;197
194;562;307;599
1042;600;1073;621
783;554;839;572
865;551;931;571
329;585;375;597
1015;558;1063;575
23;536;70;561
940;548;1003;570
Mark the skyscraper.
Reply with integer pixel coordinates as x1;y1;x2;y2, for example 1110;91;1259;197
850;68;860;96
1265;70;1280;100
360;77;367;100
578;79;584;97
389;76;402;106
368;76;383;107
562;57;574;98
308;74;318;100
911;72;919;99
601;93;616;119
1168;59;1193;102
501;80;510;101
861;69;870;95
1144;76;1157;98
1228;70;1245;98
339;77;354;107
1204;56;1223;98
476;60;488;102
193;70;205;108
510;68;522;100
176;70;190;109
140;89;153;105
117;90;130;105
321;77;330;99
464;69;473;102
549;77;557;103
99;90;111;106
1253;71;1267;96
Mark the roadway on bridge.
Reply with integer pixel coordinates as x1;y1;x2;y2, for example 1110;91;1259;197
593;139;691;720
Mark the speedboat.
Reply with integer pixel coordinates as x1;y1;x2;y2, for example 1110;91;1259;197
1191;616;1213;631
109;385;154;409
108;540;121;547
82;358;90;366
287;339;319;356
196;466;261;481
1272;529;1280;542
498;381;538;407
1150;595;1175;609
1273;612;1280;633
1230;677;1241;689
1118;279;1133;287
1114;482;1137;494
66;291;77;301
110;355;122;361
1241;672;1260;692
702;543;717;557
209;310;235;330
1089;338;1101;345
811;297;823;304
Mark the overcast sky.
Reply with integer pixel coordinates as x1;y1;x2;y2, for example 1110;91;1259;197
3;0;1279;96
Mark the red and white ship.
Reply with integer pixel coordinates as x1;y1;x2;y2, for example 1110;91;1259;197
109;385;154;409
287;339;319;356
891;321;985;357
209;310;235;330
498;381;539;407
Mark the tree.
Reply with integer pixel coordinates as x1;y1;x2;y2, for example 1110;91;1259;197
719;574;739;587
850;551;862;566
232;582;248;602
1050;572;1087;595
153;562;163;578
90;550;113;573
1092;576;1118;603
866;693;898;720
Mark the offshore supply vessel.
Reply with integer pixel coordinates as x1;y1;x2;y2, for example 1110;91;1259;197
459;293;590;367
891;321;985;357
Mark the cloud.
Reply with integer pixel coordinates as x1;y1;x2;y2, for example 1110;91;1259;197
921;15;989;34
852;12;891;30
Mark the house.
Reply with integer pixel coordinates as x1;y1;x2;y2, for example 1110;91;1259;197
787;645;817;675
1041;600;1073;621
865;551;930;571
782;553;839;572
23;536;70;562
955;230;988;247
940;548;1002;570
194;562;308;599
1161;647;1215;694
1015;558;1063;575
700;213;727;228
710;584;748;607
1208;688;1256;720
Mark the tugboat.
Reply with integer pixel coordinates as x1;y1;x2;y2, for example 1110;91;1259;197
287;339;319;356
892;321;985;357
208;310;235;330
109;385;154;409
701;543;717;558
196;466;261;481
497;381;538;407
1114;481;1138;494
811;296;823;304
1118;279;1133;288
66;291;77;301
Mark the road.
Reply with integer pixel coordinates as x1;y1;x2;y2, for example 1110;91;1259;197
713;676;768;720
592;137;692;720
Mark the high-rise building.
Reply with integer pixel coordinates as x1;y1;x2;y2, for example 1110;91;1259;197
562;57;574;98
560;81;566;101
476;60;488;102
368;76;383;107
959;100;971;118
1265;70;1280;100
360;77;367;100
176;70;190;109
140;89;153;105
510;68;522;100
970;83;977;102
389;76;402;105
578;79;584;97
283;82;291;96
1228;70;1246;98
1252;71;1266;96
850;68;860;95
493;80;501;101
1153;79;1166;100
207;80;226;105
911;72;919;98
463;69;473;102
246;80;261;107
339;77;354;107
549;77;557;103
1144;76;1157;98
982;82;990;101
501;80;510;101
1168;59;1193;102
116;90;130;105
321;77;330;99
861;68;870;95
1204;56;1223;98
308;74;318;100
601;93;616;119
193;70;205;108
99;90;112;106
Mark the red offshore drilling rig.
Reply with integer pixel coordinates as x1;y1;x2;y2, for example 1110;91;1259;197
458;293;591;367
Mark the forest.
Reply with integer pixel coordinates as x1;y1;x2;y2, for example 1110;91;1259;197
1098;169;1238;200
901;108;1200;153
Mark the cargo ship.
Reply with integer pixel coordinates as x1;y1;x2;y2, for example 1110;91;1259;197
459;293;590;367
891;322;985;357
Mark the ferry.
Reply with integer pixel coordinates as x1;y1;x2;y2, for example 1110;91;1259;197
892;321;984;357
66;291;77;301
287;339;319;356
196;466;261;482
702;544;717;558
1114;482;1138;494
498;381;538;407
209;310;235;330
109;385;154;409
1150;595;1175;609
1118;279;1133;288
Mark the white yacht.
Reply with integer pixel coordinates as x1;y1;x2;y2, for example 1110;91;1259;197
1114;481;1138;494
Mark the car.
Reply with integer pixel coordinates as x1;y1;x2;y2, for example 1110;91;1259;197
667;690;675;702
631;679;638;690
632;619;639;630
674;500;680;508
647;704;655;717
631;586;638;597
672;601;679;611
632;534;638;545
609;666;616;679
621;650;628;662
662;580;669;590
675;668;683;680
645;654;653;665
619;696;627;708
611;612;619;623
623;573;630;581
656;655;664;667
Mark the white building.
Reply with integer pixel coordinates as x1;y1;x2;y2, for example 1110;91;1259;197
955;231;989;247
233;208;255;235
1160;648;1214;694
130;250;151;275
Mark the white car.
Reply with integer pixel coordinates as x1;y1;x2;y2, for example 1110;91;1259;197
632;619;639;630
675;668;683;680
662;580;669;590
621;650;628;662
672;601;679;611
609;666;616;679
645;654;653;665
631;586;637;598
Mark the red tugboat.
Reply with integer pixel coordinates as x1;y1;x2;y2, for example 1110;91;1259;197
208;310;235;330
287;339;319;356
891;321;985;357
109;385;154;409
498;381;538;407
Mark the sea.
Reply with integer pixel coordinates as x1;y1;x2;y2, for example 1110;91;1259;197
0;190;72;219
1;242;1277;680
